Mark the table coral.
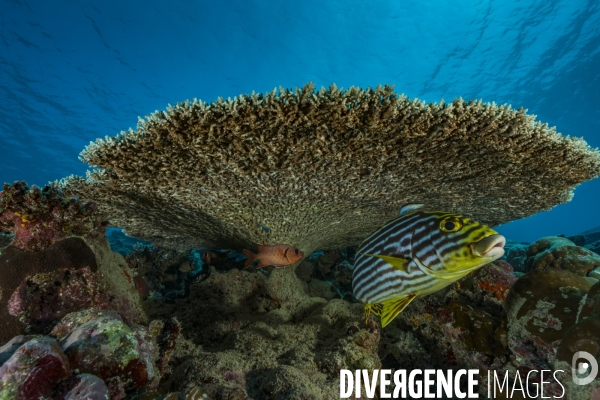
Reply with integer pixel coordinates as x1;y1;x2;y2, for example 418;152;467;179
0;181;104;252
60;84;600;253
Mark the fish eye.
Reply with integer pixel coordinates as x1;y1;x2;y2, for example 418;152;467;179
440;218;462;233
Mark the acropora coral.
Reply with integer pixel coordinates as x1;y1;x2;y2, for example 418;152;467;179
60;84;600;253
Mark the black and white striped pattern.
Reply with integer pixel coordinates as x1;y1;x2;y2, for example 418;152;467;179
352;210;490;305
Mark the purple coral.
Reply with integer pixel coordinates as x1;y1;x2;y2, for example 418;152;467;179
54;374;110;400
8;267;111;334
0;310;178;400
0;336;71;400
0;237;100;343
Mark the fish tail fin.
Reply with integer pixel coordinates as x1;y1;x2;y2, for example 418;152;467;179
242;249;256;268
380;294;416;328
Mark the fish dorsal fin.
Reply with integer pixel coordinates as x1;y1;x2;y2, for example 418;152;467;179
361;253;410;273
380;294;416;327
400;203;424;215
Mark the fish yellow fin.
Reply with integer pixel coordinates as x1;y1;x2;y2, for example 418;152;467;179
363;303;383;325
371;303;382;316
361;253;410;272
380;294;416;328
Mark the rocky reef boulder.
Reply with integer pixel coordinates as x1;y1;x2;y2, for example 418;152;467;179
504;269;592;369
0;181;147;344
0;336;71;400
523;236;600;277
503;268;600;398
0;309;179;400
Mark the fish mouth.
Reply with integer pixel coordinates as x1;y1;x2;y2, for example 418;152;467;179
470;234;506;259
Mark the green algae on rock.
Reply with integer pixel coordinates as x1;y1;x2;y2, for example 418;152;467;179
60;84;600;253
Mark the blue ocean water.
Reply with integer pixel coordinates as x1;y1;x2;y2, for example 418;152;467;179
1;0;599;243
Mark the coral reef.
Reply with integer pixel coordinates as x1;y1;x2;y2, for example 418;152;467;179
300;249;355;300
8;265;109;335
0;310;179;400
502;240;529;273
56;310;166;397
580;280;600;319
106;227;153;256
60;84;600;252
125;245;193;301
588;242;600;258
0;237;99;343
0;181;104;252
523;236;600;276
0;234;146;344
146;264;380;399
504;269;592;370
0;232;12;254
0;336;71;400
3;181;600;399
53;373;110;400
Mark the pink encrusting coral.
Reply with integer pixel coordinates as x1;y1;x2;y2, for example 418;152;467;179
53;373;110;400
0;336;72;400
0;181;104;252
7;266;112;334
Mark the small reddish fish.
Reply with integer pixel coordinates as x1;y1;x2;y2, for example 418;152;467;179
242;244;304;268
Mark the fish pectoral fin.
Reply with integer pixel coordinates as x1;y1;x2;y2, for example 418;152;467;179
380;294;417;328
370;303;383;316
361;253;410;272
364;303;383;326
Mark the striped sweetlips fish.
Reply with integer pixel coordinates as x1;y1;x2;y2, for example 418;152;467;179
352;204;505;328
